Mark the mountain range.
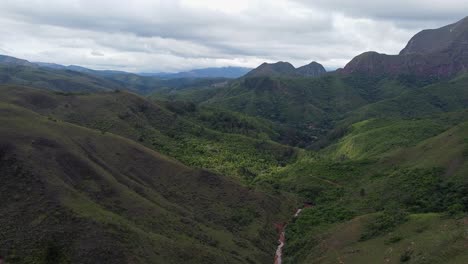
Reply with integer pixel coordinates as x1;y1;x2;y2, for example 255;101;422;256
141;66;252;79
1;16;468;264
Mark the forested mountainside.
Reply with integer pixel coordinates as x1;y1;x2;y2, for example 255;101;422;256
1;16;468;264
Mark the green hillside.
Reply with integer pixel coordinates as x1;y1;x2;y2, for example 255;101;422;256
153;73;442;151
346;73;468;123
0;86;298;182
258;117;468;262
257;106;468;262
146;64;468;263
0;102;296;263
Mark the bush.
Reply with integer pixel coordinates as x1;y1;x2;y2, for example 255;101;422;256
400;249;413;262
360;208;408;241
447;203;464;217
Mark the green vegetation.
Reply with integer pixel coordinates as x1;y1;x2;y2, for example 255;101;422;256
0;86;298;182
0;103;295;263
1;49;468;263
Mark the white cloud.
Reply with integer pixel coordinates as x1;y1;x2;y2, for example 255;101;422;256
0;0;463;72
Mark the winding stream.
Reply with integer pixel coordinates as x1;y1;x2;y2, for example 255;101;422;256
274;204;313;264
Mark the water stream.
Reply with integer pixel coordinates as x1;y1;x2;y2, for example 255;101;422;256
274;204;313;264
274;209;302;264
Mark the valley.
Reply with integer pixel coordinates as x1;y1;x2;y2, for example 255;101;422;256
0;13;468;264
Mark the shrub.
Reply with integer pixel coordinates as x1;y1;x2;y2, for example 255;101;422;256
400;249;413;262
360;208;408;241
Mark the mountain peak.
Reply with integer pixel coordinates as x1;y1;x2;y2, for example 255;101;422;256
296;61;327;77
343;17;468;77
245;61;326;78
0;54;36;67
400;16;468;55
245;61;296;77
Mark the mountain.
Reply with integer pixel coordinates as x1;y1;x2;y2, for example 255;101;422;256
245;62;297;77
400;16;468;55
0;54;37;67
151;17;468;263
0;85;299;180
2;16;468;264
256;73;468;263
296;61;327;77
38;62;251;79
0;85;295;263
245;61;326;78
342;16;468;78
0;63;122;92
159;71;425;147
36;62;142;76
0;56;231;94
143;67;252;79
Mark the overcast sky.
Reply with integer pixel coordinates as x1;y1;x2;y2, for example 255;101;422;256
0;0;466;72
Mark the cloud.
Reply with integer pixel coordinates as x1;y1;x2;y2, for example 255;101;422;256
0;0;463;72
91;50;104;56
295;0;468;23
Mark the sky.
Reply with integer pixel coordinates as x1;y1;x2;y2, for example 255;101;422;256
0;0;466;73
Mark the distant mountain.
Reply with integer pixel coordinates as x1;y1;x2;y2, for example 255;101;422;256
0;58;226;94
0;54;37;67
35;62;131;76
296;61;328;77
142;66;252;79
245;61;326;78
0;58;123;92
342;16;468;77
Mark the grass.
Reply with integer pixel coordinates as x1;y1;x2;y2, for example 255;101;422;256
263;109;468;263
304;213;468;264
323;118;448;160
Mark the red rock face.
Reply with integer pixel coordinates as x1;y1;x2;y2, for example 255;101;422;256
341;17;468;78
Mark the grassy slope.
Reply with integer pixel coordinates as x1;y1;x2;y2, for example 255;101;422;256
270;118;468;262
288;213;468;264
256;74;468;263
0;103;295;263
384;121;468;178
345;73;468;124
0;86;298;181
324;111;468;160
